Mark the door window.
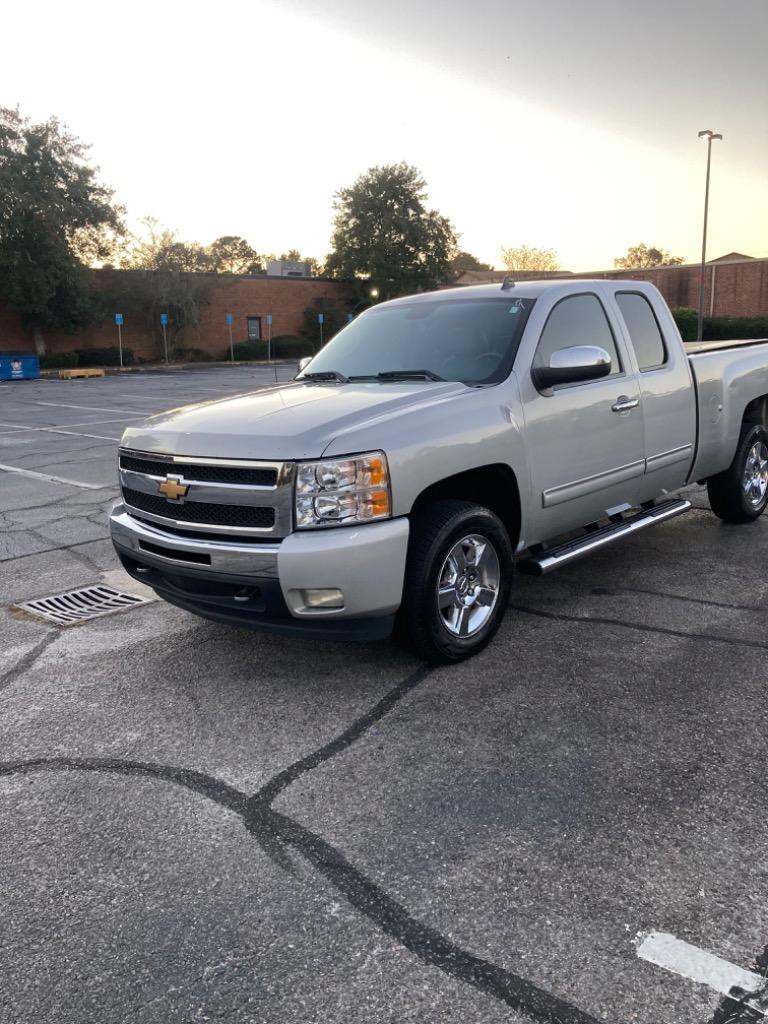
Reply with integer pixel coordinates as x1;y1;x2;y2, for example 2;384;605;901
247;316;261;341
534;294;621;381
616;292;667;371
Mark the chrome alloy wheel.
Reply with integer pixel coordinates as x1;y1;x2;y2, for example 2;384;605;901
743;440;768;507
436;533;501;638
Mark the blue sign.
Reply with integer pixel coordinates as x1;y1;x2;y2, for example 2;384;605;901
266;314;273;326
347;312;354;322
115;313;124;326
318;313;325;324
160;313;169;326
226;313;234;326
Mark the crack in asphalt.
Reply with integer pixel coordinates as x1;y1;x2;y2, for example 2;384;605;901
512;604;768;652
589;585;763;613
0;664;604;1024
0;631;58;696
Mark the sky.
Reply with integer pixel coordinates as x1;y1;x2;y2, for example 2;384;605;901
2;0;766;270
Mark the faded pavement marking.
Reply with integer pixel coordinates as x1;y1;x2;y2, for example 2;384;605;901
636;931;768;1016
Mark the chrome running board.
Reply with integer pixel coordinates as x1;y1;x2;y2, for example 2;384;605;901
518;498;692;576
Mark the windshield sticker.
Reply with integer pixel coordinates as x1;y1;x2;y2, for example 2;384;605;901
508;299;526;314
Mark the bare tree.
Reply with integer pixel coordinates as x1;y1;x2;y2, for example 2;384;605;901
500;245;560;272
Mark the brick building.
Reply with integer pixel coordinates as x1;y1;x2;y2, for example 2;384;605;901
0;270;355;361
457;255;768;318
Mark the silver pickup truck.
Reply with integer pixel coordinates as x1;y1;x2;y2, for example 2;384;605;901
110;279;768;662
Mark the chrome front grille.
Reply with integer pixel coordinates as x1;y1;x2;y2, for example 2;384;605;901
119;453;278;487
118;449;293;538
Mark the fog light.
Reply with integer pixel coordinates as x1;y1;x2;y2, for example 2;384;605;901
302;588;344;609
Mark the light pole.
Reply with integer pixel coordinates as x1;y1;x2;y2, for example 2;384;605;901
697;129;723;342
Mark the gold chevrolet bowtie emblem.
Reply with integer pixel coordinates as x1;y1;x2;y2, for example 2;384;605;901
158;475;189;501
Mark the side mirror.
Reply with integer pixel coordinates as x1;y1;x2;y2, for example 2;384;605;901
297;356;312;374
532;345;612;391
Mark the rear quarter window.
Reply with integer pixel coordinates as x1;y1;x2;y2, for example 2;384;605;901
616;292;667;371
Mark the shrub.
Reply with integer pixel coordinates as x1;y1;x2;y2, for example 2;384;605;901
41;352;78;369
231;337;314;361
171;346;213;362
704;316;768;341
301;297;347;345
231;341;263;361
271;335;314;358
672;308;768;343
75;346;134;366
671;307;698;342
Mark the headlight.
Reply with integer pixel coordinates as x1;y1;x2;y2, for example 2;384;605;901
295;451;391;529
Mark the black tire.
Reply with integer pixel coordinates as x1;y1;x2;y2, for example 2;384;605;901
395;500;513;664
707;423;768;523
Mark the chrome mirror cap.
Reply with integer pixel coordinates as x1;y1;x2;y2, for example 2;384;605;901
533;345;612;391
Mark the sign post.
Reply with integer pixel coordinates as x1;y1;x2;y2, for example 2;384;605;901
226;313;234;361
115;313;124;369
266;314;273;363
318;311;324;349
160;312;169;364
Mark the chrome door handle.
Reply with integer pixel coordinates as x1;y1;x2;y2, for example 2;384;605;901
611;396;639;413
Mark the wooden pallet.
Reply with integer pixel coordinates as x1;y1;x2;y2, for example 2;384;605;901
58;367;106;379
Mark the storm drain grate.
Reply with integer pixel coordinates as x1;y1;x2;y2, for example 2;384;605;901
15;585;154;626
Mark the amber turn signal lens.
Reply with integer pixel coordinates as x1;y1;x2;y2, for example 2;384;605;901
358;454;387;487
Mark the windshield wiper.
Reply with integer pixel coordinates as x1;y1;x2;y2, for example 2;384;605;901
371;369;445;382
300;370;349;383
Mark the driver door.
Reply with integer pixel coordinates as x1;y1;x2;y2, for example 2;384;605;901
523;292;645;542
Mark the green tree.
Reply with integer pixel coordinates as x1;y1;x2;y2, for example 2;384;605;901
112;219;213;356
301;296;348;349
614;243;684;269
209;235;264;274
500;245;560;272
324;162;458;299
0;106;123;339
451;251;493;276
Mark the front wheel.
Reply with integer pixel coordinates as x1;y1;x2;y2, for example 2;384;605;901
395;500;513;664
707;423;768;523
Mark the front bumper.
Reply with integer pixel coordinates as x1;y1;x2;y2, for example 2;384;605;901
110;505;410;641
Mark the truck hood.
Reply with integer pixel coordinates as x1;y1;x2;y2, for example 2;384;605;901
120;380;471;460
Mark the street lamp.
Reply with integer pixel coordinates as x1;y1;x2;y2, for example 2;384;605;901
696;129;723;342
369;287;380;301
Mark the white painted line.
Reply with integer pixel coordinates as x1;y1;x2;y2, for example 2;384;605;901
0;416;140;434
0;462;107;490
636;931;768;1013
0;423;120;442
35;401;147;415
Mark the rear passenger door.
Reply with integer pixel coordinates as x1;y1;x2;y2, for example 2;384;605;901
613;291;696;497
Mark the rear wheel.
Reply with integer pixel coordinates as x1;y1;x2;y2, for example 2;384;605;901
396;500;513;663
707;423;768;523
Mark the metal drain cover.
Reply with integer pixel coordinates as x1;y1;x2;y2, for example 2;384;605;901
15;585;154;626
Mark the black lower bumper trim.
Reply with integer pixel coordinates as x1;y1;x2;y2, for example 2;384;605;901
117;549;395;642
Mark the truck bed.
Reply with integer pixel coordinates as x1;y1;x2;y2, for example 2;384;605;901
685;337;768;354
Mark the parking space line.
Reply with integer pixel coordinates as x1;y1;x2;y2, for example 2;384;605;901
34;401;147;415
636;931;768;1013
0;463;108;490
0;423;120;441
0;417;140;435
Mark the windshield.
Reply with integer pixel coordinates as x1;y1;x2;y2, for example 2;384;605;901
300;296;535;385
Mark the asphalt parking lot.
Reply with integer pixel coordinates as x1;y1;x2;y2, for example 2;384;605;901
1;365;768;1024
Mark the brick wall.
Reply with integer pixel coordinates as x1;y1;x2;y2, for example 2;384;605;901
0;302;34;354
0;271;356;360
456;258;768;318
569;258;768;318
